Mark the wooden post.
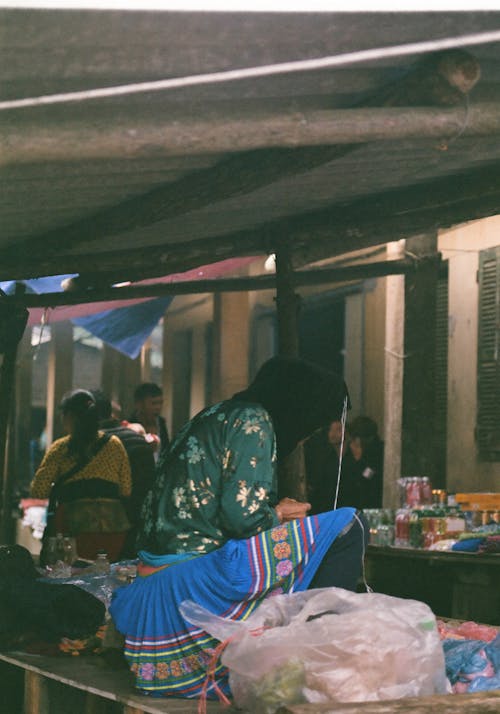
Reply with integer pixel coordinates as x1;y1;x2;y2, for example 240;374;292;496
46;321;73;445
275;245;307;501
83;693;108;714
140;338;153;383
402;233;440;484
275;245;300;358
0;343;20;542
24;671;49;714
14;327;33;492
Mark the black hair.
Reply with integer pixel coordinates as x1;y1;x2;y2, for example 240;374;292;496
134;382;163;401
233;356;349;460
349;416;379;440
91;389;112;421
60;389;99;460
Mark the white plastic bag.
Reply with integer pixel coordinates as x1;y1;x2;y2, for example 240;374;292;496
181;588;449;713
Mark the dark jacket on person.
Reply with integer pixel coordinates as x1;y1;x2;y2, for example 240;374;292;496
99;419;156;557
305;430;383;513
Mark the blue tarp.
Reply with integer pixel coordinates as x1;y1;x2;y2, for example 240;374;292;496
0;277;172;359
73;296;173;359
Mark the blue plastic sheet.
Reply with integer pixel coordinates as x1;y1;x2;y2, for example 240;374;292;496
1;277;172;359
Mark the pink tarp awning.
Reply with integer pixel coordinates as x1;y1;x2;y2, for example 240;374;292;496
27;257;258;326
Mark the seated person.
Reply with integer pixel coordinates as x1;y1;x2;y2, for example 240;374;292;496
305;416;383;513
110;356;368;699
348;415;384;509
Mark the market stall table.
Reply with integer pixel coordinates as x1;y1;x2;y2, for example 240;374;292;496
364;545;500;625
0;650;228;714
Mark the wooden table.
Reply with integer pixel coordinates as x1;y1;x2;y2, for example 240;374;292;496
277;690;500;713
364;545;500;625
0;651;229;714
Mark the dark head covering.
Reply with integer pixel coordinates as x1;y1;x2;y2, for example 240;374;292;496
233;356;349;459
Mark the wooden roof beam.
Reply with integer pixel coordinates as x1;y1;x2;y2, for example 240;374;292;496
7;258;418;308
1;159;499;284
2;104;500;166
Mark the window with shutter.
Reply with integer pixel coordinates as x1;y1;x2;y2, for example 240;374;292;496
477;246;500;461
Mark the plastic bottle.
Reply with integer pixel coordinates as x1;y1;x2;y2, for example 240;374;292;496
421;477;433;505
406;478;421;508
409;510;423;548
395;509;410;547
94;551;111;575
55;532;65;562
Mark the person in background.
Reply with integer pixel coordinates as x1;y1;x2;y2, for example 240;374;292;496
92;390;156;558
110;356;368;699
129;382;170;460
348;415;384;509
305;419;356;513
305;415;383;513
31;390;132;562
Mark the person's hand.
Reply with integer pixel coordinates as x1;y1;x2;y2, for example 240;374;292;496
275;497;311;523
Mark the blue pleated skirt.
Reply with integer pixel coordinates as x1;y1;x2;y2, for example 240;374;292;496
110;507;356;698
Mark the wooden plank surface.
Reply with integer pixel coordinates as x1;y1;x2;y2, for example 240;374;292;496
277;690;500;713
2;650;500;713
0;652;228;714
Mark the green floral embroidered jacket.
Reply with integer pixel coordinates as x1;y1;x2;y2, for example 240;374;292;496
139;401;280;555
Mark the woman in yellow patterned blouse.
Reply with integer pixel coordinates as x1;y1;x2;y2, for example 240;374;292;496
31;389;132;561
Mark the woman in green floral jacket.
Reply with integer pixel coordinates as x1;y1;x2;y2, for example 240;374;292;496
110;357;367;699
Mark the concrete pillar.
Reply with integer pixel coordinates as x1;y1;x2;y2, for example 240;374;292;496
211;292;250;401
101;344;119;405
383;241;406;509
117;353;141;419
190;326;207;417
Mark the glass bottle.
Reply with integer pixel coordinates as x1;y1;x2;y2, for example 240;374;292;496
63;537;77;566
45;536;58;566
94;551;111;575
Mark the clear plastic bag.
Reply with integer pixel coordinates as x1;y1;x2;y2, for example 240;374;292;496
181;588;450;713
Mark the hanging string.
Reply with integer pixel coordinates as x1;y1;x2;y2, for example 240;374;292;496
32;308;50;362
2;29;500;111
198;626;270;714
332;394;349;511
354;511;374;594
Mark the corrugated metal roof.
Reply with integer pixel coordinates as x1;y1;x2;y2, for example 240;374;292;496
1;9;500;284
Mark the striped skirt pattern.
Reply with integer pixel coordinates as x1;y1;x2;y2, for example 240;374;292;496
109;507;356;698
